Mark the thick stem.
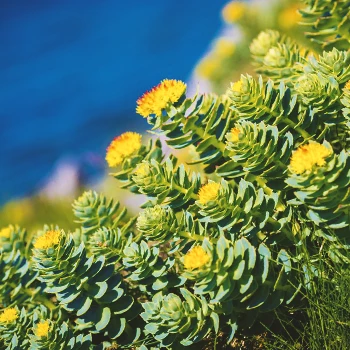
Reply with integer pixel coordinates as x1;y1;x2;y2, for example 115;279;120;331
266;217;292;238
8;282;57;311
247;174;273;196
260;104;313;140
172;182;199;201
283;118;313;139
190;122;227;153
179;231;218;244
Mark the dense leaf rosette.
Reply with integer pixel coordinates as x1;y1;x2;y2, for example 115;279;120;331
181;237;298;310
287;142;349;230
32;230;139;341
141;289;218;347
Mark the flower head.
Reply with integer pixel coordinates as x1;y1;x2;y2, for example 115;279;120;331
0;226;11;239
134;162;151;177
136;79;186;118
231;80;243;93
137;205;164;229
222;1;245;23
184;246;210;270
0;308;18;323
345;80;350;90
290;142;332;174
229;127;241;142
34;230;62;249
35;320;50;337
198;182;221;205
106;132;142;167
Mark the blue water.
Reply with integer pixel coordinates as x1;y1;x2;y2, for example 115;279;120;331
0;0;226;204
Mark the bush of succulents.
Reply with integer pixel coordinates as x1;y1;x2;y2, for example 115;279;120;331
0;0;349;348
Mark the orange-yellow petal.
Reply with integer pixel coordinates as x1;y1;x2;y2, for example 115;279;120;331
0;308;18;323
0;226;11;239
184;246;210;270
229;127;241;142
106;132;142;167
35;320;50;337
290;143;331;174
34;230;62;249
232;80;243;93
198;182;221;205
136;79;186;118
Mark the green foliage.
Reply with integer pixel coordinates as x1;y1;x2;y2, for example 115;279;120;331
87;227;132;263
227;75;305;134
146;93;235;171
32;230;139;342
195;179;285;238
250;30;289;64
73;191;128;235
286;145;350;230
136;205;177;242
26;305;91;350
181;236;297;309
141;289;218;347
220;121;293;178
0;250;41;308
131;158;201;209
341;83;350;122
2;0;349;348
249;31;350;138
300;0;350;50
123;241;183;292
305;48;350;84
0;307;31;350
29;320;91;350
0;226;27;256
295;72;341;117
112;138;165;190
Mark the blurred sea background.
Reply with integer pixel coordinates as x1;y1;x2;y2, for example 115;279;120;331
1;0;227;205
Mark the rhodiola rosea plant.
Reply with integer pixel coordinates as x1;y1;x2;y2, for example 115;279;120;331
0;0;349;348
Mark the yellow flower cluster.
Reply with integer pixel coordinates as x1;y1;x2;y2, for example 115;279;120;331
135;162;150;177
136;79;186;118
229;127;241;142
222;1;245;23
231;80;243;93
184;246;210;270
35;320;50;337
290;142;332;174
34;230;62;249
105;132;142;167
198;182;221;205
0;308;18;323
345;80;350;90
0;226;11;239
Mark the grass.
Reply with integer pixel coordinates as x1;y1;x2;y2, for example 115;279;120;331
264;235;350;350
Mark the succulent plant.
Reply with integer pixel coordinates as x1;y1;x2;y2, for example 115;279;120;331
300;0;350;50
218;120;293;178
136;205;178;242
286;142;349;231
141;289;218;347
294;73;341;120
3;2;350;347
32;229;139;342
